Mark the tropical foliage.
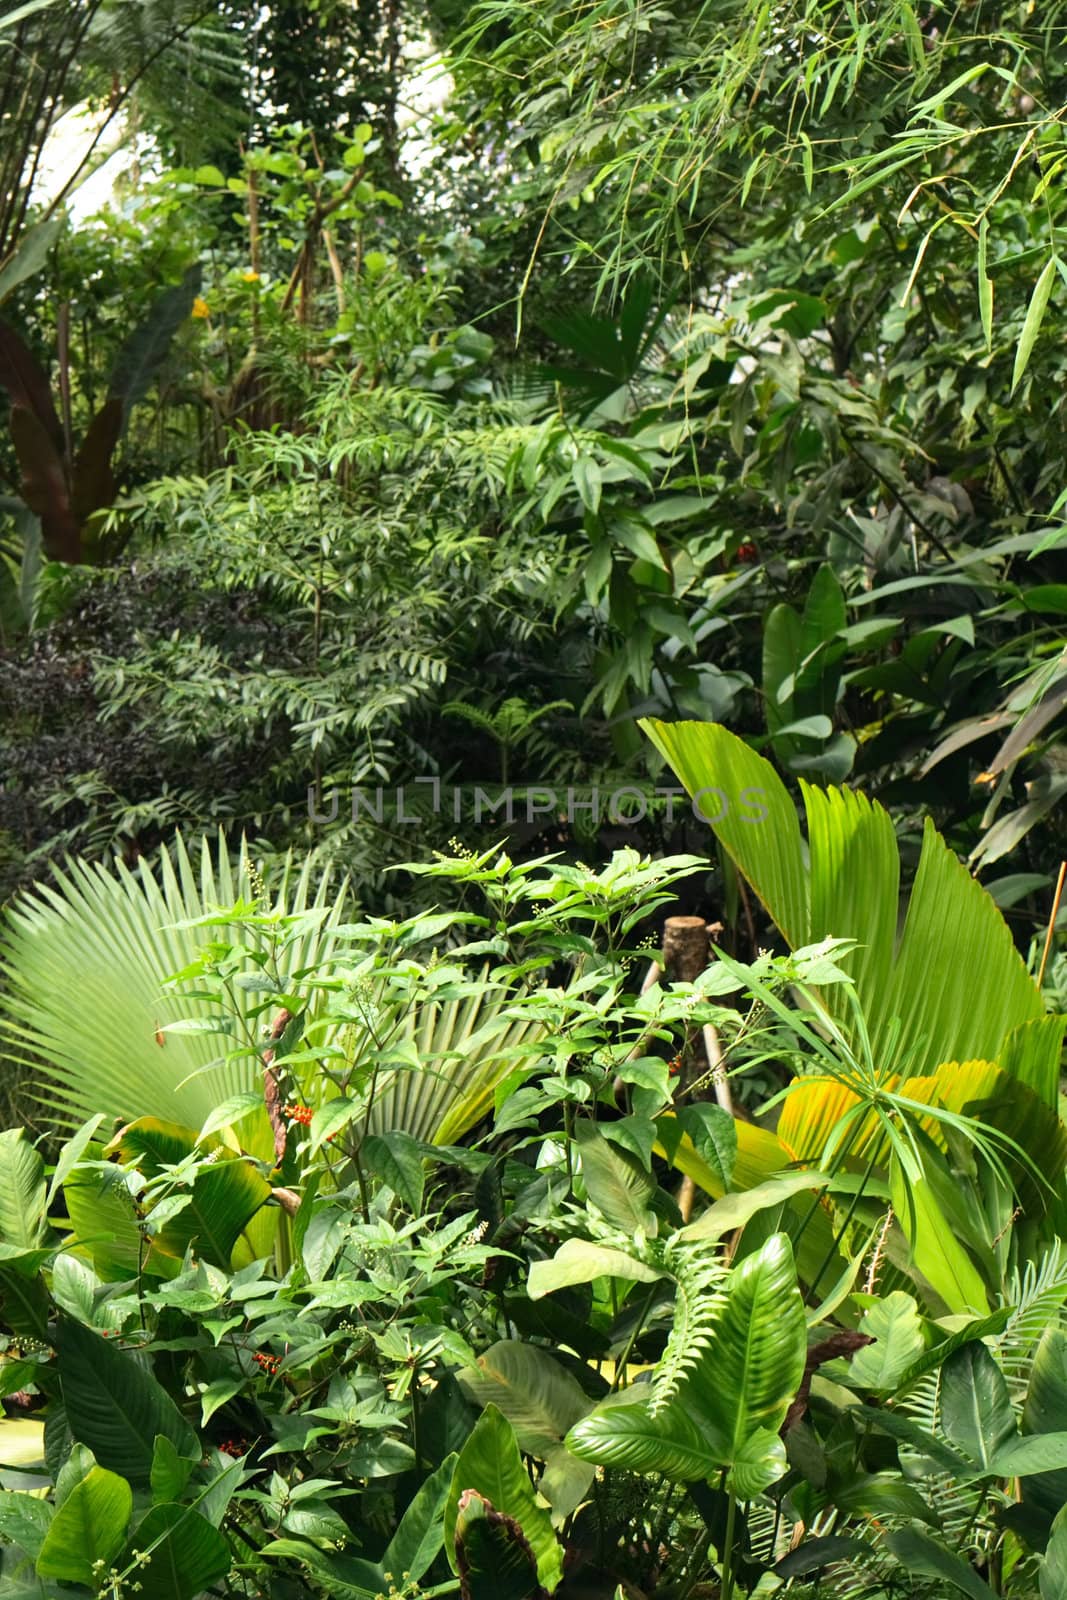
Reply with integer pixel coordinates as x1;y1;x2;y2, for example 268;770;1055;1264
2;0;1067;1596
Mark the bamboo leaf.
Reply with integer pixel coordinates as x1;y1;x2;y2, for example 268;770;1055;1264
1012;257;1057;393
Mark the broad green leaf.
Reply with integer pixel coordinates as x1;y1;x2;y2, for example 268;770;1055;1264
35;1466;131;1585
0;1489;52;1559
890;1162;990;1317
849;1292;925;1390
381;1455;457;1586
566;1396;717;1481
527;1238;664;1299
728;1427;788;1498
364;1131;425;1213
0;1129;46;1248
1023;1328;1067;1528
939;1342;1016;1470
445;1406;562;1592
642;722;1041;1080
112;1118;271;1268
1041;1507;1067;1600
885;1526;996;1600
685;1233;807;1466
57;1319;198;1489
150;1436;197;1503
989;1433;1067;1478
457;1341;590;1456
575;1121;657;1234
539;1445;595;1523
0;216;64;304
680;1171;831;1242
121;1503;230;1600
675;1104;737;1190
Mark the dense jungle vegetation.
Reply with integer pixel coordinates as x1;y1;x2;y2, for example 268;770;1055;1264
2;1;1067;1597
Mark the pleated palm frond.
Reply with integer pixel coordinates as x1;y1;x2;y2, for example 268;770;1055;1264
0;833;348;1150
641;719;1055;1089
361;971;544;1147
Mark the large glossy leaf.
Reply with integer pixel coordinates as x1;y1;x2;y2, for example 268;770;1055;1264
381;1455;457;1586
885;1527;996;1600
849;1292;925;1391
527;1238;664;1298
1023;1328;1067;1529
574;1121;657;1233
890;1160;989;1316
684;1232;806;1493
566;1395;717;1481
0;1489;52;1559
939;1342;1016;1470
454;1490;547;1600
457;1341;590;1456
0;1128;46;1248
121;1503;230;1600
1041;1507;1067;1600
57;1319;198;1488
35;1466;131;1584
679;1171;831;1242
445;1405;562;1593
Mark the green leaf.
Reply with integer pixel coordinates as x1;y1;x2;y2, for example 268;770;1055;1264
575;1121;657;1234
113;1118;271;1269
0;1128;46;1248
849;1292;925;1390
1041;1507;1067;1600
1012;256;1057;393
989;1433;1067;1478
728;1427;788;1497
527;1238;664;1299
108;265;202;421
35;1466;132;1584
121;1503;230;1600
675;1104;737;1190
680;1171;831;1242
0;1489;52;1559
0;216;64;305
454;1489;548;1600
445;1405;563;1593
457;1341;590;1456
381;1455;457;1585
939;1341;1016;1471
1023;1328;1067;1528
685;1233;807;1474
977;219;993;351
364;1131;425;1213
885;1526;996;1600
198;1377;245;1427
57;1318;198;1489
890;1162;991;1318
572;454;601;514
641;721;1042;1078
566;1395;718;1481
640;720;808;946
150;1436;197;1503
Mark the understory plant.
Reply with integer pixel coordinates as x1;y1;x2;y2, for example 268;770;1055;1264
1;800;1065;1598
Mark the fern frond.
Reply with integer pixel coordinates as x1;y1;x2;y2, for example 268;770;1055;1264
647;1236;728;1417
